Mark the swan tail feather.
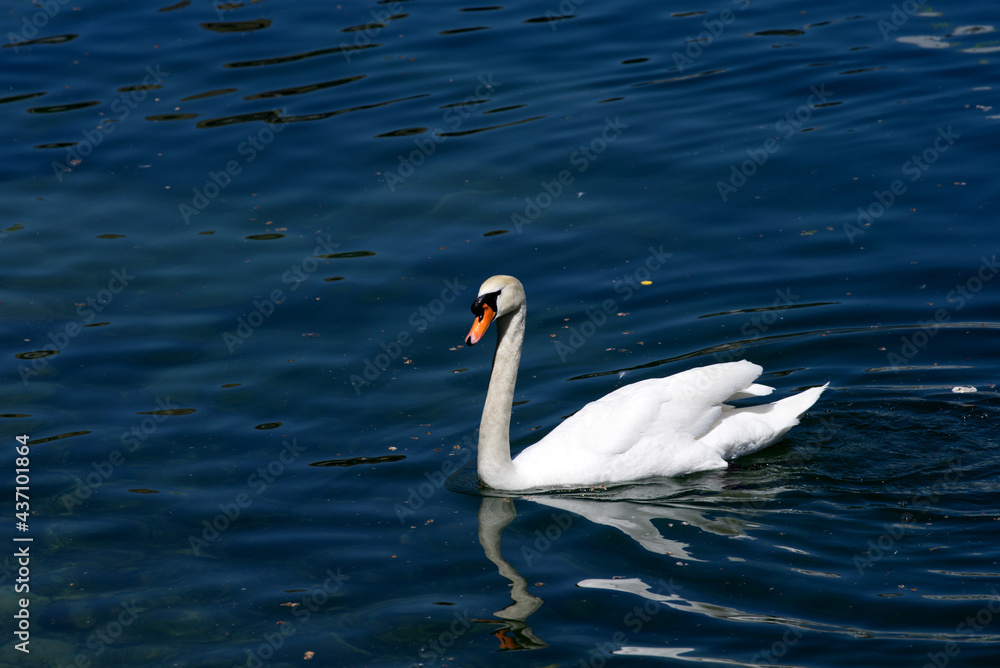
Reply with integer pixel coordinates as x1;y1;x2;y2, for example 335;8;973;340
701;382;828;461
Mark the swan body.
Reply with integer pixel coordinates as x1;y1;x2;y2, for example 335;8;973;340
465;275;827;491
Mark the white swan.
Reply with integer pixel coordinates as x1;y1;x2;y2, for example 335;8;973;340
464;275;827;491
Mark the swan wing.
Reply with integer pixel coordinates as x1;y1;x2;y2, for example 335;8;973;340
514;361;766;468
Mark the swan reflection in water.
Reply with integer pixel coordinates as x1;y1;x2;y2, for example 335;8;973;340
477;495;547;651
475;471;777;651
476;481;975;660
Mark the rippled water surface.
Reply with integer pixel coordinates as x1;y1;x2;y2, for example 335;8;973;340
3;0;999;666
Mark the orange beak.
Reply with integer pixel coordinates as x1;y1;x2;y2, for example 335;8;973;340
465;304;495;346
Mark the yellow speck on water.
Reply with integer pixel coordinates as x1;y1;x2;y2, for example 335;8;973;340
640;280;652;286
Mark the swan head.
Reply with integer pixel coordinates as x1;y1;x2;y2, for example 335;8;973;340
465;275;525;346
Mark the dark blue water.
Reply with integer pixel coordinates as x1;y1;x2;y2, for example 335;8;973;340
3;0;999;666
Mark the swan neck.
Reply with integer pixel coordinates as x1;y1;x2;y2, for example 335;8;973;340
477;304;525;487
